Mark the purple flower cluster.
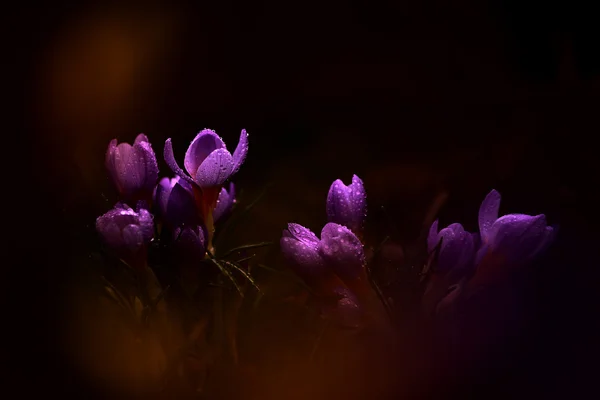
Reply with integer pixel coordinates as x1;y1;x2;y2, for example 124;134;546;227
96;129;245;268
280;175;368;327
423;189;556;316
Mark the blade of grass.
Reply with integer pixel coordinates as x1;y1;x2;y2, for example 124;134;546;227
222;260;261;294
221;242;273;258
208;258;244;297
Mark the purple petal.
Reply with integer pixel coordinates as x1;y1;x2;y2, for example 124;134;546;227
133;139;159;191
213;183;235;223
318;222;365;281
489;214;549;261
113;143;143;195
163;139;196;185
184;129;226;178
232;129;249;175
137;208;155;242
529;225;557;259
280;236;326;279
427;220;440;252
134;133;150;145
105;139;118;185
286;223;319;246
175;225;207;256
194;148;234;188
153;177;174;217
165;181;198;227
479;189;501;243
96;219;123;249
326;175;367;234
122;224;144;252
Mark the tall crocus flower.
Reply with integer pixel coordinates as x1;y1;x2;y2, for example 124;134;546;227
477;189;556;265
153;176;198;229
105;134;159;205
213;182;236;224
326;175;366;237
163;129;248;247
96;204;154;269
173;224;207;262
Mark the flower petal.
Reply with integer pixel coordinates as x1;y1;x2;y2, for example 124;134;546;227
137;208;155;242
318;222;365;281
163;139;196;185
105;139;119;186
232;129;249;175
194;148;234;188
213;182;235;223
175;225;207;256
122;224;144;252
184;129;226;178
134;133;150;145
427;220;440;252
326;175;366;235
478;189;501;243
133;139;159;191
165;181;198;227
286;223;319;246
280;236;326;280
489;214;548;261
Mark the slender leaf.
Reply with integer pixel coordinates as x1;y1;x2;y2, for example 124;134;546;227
209;258;244;297
221;242;273;258
222;260;261;293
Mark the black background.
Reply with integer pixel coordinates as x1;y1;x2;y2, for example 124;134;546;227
9;0;600;398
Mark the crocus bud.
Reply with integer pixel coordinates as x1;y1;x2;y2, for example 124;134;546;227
280;223;327;283
105;134;159;204
153;176;198;228
163;129;248;189
477;189;556;264
318;222;366;283
427;221;476;276
173;224;207;261
96;204;154;267
213;182;236;224
326;174;366;237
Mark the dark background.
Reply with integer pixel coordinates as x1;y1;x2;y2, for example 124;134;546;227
10;0;599;398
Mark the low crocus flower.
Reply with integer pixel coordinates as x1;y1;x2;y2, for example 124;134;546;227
96;204;154;268
422;221;477;317
427;221;477;276
326;174;366;237
213;182;236;224
281;223;373;328
105;134;159;205
153;176;198;229
173;224;207;261
477;189;556;265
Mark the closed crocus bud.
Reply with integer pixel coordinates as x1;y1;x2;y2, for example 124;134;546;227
96;204;154;268
427;221;476;276
153;176;198;228
477;189;556;264
326;174;366;237
105;134;159;204
318;223;366;284
163;128;248;190
173;224;207;261
280;223;328;284
213;182;236;224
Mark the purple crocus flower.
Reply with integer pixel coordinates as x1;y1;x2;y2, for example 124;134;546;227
477;189;556;264
318;222;366;283
96;204;154;268
280;223;327;282
427;221;477;275
326;175;366;237
105;134;159;204
213;182;236;224
153;176;198;228
173;224;207;260
163;128;248;190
